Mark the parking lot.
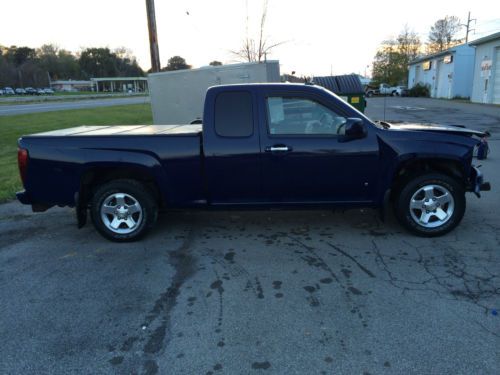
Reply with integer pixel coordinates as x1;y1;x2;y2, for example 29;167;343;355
0;98;499;374
365;96;500;140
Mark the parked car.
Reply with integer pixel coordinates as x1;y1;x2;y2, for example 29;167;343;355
3;87;15;95
25;87;37;95
395;86;409;96
366;83;407;97
0;89;4;95
43;88;55;95
16;83;490;241
15;88;26;95
36;88;45;95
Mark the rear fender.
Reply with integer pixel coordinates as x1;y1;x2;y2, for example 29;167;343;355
77;149;168;208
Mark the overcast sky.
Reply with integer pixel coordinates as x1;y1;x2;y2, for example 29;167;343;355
1;0;499;77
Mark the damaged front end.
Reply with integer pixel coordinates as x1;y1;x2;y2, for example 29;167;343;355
468;166;491;197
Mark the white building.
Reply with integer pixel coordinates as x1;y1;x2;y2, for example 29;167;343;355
469;32;500;104
51;80;92;92
408;44;475;99
91;77;148;93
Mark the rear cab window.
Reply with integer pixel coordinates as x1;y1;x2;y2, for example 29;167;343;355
214;91;253;137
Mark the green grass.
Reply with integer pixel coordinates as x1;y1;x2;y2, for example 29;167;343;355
0;92;149;105
0;104;152;202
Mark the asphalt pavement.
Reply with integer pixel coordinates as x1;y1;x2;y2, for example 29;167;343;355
365;96;500;139
0;99;499;374
0;96;150;116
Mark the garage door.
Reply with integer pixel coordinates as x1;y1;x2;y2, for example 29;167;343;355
493;48;500;104
415;65;421;84
436;60;449;98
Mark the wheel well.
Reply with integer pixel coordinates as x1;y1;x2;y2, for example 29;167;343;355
80;167;163;207
391;158;464;197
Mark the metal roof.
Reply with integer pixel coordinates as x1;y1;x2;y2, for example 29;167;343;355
312;74;364;94
51;80;92;85
90;77;147;82
408;44;465;65
469;31;500;46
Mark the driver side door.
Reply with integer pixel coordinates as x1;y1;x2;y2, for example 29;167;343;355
259;93;379;204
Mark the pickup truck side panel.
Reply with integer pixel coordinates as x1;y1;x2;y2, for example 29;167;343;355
19;132;204;208
202;90;263;204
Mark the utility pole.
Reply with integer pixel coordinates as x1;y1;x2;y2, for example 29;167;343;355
461;11;476;43
145;0;161;72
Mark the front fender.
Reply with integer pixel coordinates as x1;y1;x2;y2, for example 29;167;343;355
376;135;476;204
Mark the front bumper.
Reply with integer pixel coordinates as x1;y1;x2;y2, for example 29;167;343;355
470;166;491;197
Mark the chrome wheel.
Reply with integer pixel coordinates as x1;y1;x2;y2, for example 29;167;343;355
409;184;454;228
100;193;143;234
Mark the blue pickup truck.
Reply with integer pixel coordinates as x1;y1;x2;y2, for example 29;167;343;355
17;83;490;241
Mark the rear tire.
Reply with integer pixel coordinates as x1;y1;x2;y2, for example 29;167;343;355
394;173;465;237
90;179;158;242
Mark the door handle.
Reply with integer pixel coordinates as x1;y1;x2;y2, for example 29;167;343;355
265;145;292;152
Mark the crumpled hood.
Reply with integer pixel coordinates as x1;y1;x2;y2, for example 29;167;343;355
381;122;489;138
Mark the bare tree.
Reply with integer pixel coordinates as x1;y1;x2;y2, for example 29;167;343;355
231;0;285;62
427;16;463;53
398;25;421;60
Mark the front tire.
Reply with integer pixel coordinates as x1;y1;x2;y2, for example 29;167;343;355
394;173;465;237
90;179;158;242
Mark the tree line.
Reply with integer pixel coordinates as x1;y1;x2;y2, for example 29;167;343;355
371;15;463;86
0;43;225;89
0;44;144;88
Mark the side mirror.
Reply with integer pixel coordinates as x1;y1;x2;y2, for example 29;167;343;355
344;118;367;139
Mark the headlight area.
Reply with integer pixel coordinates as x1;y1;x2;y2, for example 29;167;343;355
468;166;491;197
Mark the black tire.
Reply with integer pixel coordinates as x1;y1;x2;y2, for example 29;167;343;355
90;179;158;242
394;173;465;237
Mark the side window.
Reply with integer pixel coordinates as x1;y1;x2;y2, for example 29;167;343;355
214;91;253;137
266;97;346;136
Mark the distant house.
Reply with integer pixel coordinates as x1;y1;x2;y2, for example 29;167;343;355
408;44;475;99
91;77;148;93
51;80;93;92
469;31;500;104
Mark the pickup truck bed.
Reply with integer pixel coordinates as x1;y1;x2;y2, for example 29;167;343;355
18;124;205;209
32;124;202;136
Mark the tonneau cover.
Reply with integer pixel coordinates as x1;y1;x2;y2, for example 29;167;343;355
28;124;202;137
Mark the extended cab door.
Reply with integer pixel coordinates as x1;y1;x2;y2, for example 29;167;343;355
258;89;380;204
203;89;262;204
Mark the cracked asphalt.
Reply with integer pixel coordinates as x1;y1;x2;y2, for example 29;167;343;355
0;99;499;374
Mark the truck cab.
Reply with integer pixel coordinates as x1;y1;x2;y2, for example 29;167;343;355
202;84;379;205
